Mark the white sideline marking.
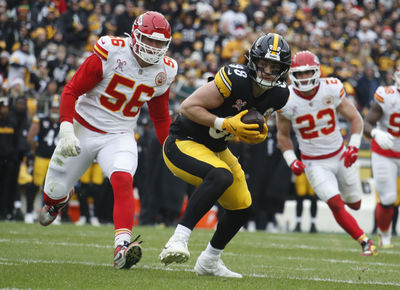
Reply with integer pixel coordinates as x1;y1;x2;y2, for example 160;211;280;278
1;238;400;267
0;257;399;287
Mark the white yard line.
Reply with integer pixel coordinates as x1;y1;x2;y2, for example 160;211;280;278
0;257;399;287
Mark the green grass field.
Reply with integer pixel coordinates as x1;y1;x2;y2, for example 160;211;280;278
0;222;399;289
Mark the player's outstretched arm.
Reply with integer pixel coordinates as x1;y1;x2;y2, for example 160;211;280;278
276;113;305;175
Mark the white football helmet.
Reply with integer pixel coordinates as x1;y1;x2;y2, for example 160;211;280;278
289;51;321;92
130;11;171;65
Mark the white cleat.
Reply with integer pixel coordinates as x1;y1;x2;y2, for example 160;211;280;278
378;230;394;249
90;216;101;227
75;216;87;226
159;234;190;265
24;213;34;224
194;251;242;278
39;190;72;226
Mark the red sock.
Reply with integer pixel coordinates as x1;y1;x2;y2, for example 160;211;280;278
376;203;394;232
327;195;364;240
110;171;134;231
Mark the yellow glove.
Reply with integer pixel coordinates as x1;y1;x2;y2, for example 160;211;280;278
214;110;260;138
238;124;268;144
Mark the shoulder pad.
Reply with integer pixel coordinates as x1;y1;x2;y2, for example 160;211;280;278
93;36;128;61
214;65;248;98
374;86;386;103
322;77;345;98
214;66;232;98
162;56;178;83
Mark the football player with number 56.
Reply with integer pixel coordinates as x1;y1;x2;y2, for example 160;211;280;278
277;51;377;256
39;11;177;269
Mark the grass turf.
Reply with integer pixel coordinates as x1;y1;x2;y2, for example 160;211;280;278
0;222;399;289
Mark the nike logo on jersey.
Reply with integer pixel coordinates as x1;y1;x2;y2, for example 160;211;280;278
227;68;232;75
101;39;105;45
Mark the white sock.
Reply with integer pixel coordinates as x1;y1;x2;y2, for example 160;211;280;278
114;229;132;248
174;224;192;242
204;242;223;257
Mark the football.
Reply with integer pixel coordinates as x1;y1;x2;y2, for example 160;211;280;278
241;108;265;133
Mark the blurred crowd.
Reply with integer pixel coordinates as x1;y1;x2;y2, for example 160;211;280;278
0;0;399;229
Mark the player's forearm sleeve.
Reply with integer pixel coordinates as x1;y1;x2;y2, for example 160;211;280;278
60;54;103;123
147;89;171;145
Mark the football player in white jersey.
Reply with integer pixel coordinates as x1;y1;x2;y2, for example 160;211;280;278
277;51;377;256
363;66;400;249
38;11;178;269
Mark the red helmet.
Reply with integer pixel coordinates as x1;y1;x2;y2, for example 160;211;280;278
394;65;400;90
289;51;321;92
131;11;171;64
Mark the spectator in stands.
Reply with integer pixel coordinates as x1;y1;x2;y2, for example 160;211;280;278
58;0;89;50
0;96;17;220
8;40;36;85
221;25;249;65
355;62;381;112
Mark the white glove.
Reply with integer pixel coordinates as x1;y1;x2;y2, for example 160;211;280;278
371;128;394;150
57;121;81;157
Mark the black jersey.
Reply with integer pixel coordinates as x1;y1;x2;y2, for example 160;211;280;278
34;115;60;158
169;64;289;152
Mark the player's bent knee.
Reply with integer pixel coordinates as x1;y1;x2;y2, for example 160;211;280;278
208;167;234;190
346;200;361;210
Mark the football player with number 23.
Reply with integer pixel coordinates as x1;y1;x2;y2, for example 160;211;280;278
277;51;377;256
159;33;291;278
39;11;178;269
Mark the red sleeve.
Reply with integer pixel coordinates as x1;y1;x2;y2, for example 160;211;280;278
60;54;103;123
147;89;171;145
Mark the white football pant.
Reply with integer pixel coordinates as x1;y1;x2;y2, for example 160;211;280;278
371;152;400;205
44;121;138;200
303;148;362;203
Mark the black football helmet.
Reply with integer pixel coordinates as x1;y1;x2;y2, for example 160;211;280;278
247;33;291;88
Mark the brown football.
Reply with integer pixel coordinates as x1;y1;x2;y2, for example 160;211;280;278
241;108;265;133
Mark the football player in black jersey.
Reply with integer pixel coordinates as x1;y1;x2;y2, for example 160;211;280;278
159;33;291;278
25;95;60;223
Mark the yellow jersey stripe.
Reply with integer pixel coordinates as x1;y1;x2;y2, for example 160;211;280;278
94;44;108;60
374;93;384;103
339;88;345;98
214;68;232;98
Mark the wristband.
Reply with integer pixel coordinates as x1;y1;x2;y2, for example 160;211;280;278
60;121;74;134
214;117;225;131
348;133;362;148
283;150;297;167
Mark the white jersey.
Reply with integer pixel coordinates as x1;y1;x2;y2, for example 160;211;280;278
373;85;400;153
75;35;178;133
279;78;345;157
